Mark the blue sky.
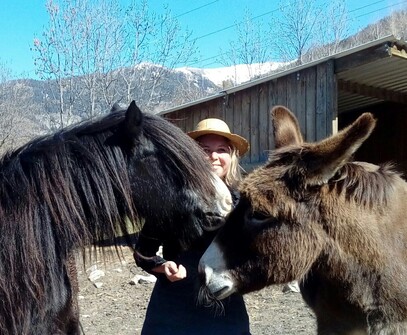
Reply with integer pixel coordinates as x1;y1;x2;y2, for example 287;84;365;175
1;0;405;79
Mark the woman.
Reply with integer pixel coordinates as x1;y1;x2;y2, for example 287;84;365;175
134;118;250;335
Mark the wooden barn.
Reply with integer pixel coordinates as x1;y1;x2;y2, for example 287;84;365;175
160;36;407;173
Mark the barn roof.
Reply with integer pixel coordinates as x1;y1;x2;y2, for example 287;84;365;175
159;35;407;116
336;37;407;112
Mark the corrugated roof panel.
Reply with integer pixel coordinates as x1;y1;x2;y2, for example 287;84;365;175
337;48;407;113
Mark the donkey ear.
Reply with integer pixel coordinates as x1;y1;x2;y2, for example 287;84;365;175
123;100;143;137
271;106;304;149
304;113;376;185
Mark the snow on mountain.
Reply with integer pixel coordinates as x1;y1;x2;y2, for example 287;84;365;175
176;62;284;88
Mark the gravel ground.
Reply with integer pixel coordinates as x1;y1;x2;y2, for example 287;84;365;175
77;246;317;335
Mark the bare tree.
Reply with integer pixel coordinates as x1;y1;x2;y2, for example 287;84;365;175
32;0;82;127
270;0;322;65
118;0;196;110
33;0;125;123
313;0;350;58
388;8;407;41
68;0;124;118
349;6;407;48
218;9;272;84
0;61;41;153
0;62;15;151
33;0;198;122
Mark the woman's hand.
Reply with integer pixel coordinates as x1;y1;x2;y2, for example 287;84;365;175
152;261;187;282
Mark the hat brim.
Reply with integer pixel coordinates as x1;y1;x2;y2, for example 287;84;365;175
188;129;250;157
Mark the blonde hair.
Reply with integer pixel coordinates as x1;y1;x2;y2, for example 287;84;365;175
223;147;243;188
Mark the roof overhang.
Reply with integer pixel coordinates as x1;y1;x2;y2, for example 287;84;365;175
159;36;407;116
336;37;407;112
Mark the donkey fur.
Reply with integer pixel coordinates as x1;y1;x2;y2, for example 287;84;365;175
200;106;407;334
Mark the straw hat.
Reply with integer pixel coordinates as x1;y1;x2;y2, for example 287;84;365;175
187;118;249;156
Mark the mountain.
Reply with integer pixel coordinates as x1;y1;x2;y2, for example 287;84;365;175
176;61;284;88
2;60;285;122
0;60;287;153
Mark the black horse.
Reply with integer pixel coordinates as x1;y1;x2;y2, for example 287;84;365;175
0;101;218;334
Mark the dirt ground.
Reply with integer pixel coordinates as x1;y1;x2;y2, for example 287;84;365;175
77;246;317;335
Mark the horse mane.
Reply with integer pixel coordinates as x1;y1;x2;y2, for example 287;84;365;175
0;111;135;250
0;109;214;244
143;113;215;202
0;108;215;333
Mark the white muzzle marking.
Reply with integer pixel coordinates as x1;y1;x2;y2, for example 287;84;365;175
199;240;236;299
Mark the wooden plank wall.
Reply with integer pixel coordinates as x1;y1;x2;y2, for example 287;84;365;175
165;60;337;167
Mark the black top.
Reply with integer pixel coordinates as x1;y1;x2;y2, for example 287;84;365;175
133;188;250;335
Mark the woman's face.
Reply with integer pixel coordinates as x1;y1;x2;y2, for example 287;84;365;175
197;134;232;179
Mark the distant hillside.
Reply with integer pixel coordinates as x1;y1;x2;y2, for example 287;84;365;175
2;60;285;136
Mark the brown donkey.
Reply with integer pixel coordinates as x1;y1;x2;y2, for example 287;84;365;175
199;106;407;334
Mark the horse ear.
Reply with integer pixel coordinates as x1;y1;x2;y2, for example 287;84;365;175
271;106;304;149
104;101;143;147
303;113;376;185
123;100;143;137
110;101;126;113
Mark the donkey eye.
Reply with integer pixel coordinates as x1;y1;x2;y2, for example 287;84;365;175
252;211;269;221
246;210;270;224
